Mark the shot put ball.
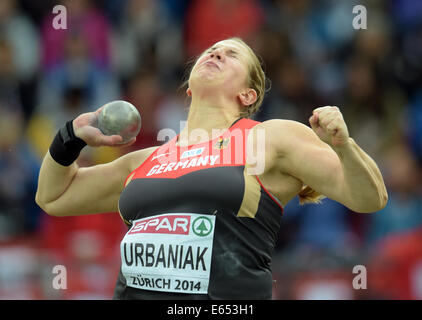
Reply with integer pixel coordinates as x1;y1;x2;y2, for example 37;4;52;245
97;100;142;144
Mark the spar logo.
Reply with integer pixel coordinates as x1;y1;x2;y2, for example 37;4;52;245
128;215;191;235
192;216;213;237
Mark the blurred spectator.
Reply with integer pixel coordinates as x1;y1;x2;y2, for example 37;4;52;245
0;34;40;236
250;28;292;81
160;0;191;23
390;0;422;31
100;0;129;27
0;39;22;112
184;0;264;57
408;91;422;162
0;0;40;119
37;31;120;118
124;70;163;151
0;107;40;238
111;0;184;88
0;0;40;81
263;0;324;67
393;23;422;96
258;55;321;123
365;142;422;244
342;56;384;153
41;0;111;71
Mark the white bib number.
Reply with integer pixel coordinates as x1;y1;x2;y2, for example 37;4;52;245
120;213;215;294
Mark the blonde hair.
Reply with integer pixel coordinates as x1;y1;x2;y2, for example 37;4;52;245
297;185;326;205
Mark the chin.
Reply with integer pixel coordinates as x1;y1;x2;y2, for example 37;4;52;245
191;74;224;88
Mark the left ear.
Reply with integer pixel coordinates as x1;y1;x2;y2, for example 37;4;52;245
237;88;257;106
186;87;192;97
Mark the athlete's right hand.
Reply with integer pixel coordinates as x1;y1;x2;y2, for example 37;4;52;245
72;107;137;148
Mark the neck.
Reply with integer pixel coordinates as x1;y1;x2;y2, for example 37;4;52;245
178;95;240;146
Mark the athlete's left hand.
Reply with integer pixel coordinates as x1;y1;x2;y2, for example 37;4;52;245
309;106;350;149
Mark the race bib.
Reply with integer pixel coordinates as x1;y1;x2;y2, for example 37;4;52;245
120;213;215;294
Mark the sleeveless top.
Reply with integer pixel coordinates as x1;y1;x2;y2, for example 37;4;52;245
114;118;283;299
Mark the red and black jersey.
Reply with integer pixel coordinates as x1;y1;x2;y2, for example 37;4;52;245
114;118;283;300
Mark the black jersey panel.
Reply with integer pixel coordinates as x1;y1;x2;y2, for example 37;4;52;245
119;166;246;224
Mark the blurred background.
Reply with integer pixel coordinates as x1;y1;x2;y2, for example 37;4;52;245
0;0;421;300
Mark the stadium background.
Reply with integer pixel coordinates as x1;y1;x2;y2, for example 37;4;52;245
0;0;422;299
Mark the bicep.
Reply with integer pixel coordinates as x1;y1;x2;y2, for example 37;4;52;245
272;121;347;203
285;144;344;200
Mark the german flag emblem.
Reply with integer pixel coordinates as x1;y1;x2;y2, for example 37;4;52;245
214;137;230;149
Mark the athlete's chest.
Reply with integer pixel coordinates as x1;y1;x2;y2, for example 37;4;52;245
132;134;245;180
119;119;262;222
120;137;248;221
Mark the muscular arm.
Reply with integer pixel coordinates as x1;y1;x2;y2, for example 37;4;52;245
36;147;157;217
266;118;388;213
333;137;387;212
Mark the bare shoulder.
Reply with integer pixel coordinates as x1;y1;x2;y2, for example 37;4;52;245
121;146;159;172
253;119;321;155
244;119;309;172
259;118;314;136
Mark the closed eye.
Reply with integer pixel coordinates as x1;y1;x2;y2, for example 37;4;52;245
227;49;238;58
206;47;217;54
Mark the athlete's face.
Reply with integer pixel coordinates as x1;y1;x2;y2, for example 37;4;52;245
188;40;252;97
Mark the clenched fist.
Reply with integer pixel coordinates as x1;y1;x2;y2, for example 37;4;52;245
309;106;350;148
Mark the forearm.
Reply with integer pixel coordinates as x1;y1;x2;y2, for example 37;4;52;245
333;138;388;213
35;108;140;216
35;151;79;209
35;118;88;212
